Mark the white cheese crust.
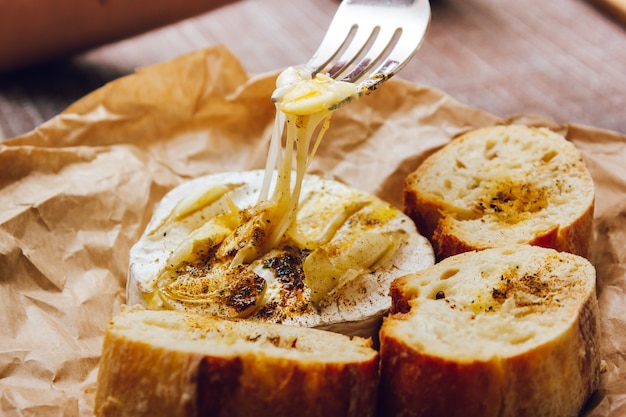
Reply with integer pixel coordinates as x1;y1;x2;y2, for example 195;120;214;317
128;170;434;338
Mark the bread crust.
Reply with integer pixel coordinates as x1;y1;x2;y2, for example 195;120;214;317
378;335;504;417
378;245;601;417
403;125;595;260
95;307;379;417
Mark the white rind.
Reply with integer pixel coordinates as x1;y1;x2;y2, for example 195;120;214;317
128;170;435;338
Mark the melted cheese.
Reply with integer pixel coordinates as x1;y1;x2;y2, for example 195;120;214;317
127;68;435;337
128;170;434;338
258;67;358;250
271;66;358;114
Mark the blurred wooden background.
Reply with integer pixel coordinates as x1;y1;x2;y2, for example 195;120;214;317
1;0;625;140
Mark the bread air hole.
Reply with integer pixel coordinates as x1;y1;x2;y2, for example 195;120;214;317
483;140;499;160
541;150;558;163
521;139;533;151
508;331;535;345
245;333;300;349
440;268;459;280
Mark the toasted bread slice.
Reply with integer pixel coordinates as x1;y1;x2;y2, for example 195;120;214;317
404;125;595;260
378;245;601;417
95;306;379;417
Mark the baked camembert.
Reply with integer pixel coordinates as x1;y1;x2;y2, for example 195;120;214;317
127;67;434;337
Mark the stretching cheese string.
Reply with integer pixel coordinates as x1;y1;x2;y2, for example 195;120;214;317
260;67;357;247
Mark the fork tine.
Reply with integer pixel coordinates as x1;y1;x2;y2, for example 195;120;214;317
306;0;431;108
325;24;379;78
369;32;424;80
306;12;354;74
339;26;400;83
356;0;431;92
380;0;431;73
306;0;383;75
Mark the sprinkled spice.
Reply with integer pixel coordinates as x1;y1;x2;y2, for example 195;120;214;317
225;269;266;313
263;247;307;290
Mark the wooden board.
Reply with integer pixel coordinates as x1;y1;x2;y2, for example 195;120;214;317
1;0;626;139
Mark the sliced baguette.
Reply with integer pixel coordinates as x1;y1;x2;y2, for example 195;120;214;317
378;245;601;417
404;125;595;260
95;306;379;417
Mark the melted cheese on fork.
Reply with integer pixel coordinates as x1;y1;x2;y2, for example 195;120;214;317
128;170;432;335
257;66;358;251
271;66;357;114
127;67;434;336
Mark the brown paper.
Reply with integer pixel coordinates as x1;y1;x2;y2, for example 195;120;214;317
1;45;625;416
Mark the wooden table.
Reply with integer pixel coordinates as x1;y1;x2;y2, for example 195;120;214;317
1;0;625;140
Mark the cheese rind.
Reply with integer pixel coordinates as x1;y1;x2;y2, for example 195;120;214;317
128;170;435;338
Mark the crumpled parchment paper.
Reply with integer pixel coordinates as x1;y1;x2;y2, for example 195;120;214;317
1;45;625;417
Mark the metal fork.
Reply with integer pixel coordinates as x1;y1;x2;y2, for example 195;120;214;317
307;0;431;99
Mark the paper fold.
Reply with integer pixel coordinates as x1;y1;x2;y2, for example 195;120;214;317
1;45;624;416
